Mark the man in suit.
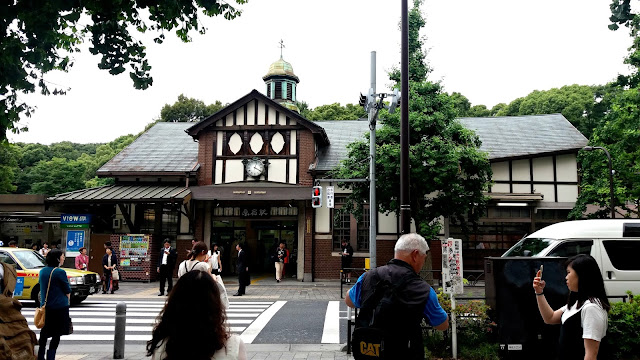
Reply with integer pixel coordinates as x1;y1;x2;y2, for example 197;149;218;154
234;243;249;296
157;239;177;296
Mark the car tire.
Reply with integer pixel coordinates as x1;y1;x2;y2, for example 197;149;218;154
71;295;88;305
31;285;41;307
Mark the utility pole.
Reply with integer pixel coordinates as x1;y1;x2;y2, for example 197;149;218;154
400;0;411;234
368;51;378;269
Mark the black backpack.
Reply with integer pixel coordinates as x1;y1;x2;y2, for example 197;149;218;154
351;275;416;360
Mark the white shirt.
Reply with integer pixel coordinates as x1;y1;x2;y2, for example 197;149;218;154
560;299;608;341
162;248;170;265
209;251;220;270
152;334;246;360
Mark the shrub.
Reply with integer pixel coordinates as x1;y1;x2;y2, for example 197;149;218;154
607;291;640;360
424;289;498;359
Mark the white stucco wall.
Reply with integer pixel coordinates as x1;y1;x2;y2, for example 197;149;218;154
556;154;578;182
532;157;554;181
268;159;287;183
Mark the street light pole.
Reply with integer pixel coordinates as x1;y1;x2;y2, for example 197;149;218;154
582;146;615;218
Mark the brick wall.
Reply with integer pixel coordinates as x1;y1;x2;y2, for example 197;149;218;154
298;130;315;186
110;234;157;282
197;131;215;186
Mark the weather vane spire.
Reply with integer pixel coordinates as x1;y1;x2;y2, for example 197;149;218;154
279;39;285;59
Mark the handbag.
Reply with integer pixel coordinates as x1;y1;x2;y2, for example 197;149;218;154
111;269;119;281
34;267;58;329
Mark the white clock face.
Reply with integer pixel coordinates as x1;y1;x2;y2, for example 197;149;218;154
246;160;265;177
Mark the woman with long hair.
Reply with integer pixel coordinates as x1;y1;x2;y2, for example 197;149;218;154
147;270;246;360
533;254;610;360
38;249;71;360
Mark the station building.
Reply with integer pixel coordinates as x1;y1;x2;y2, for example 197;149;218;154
44;57;587;280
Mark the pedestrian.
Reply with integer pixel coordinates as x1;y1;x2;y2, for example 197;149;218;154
234;243;249;296
345;233;449;359
101;247;118;294
208;243;222;275
282;243;290;278
157;239;177;296
38;249;72;360
39;243;50;258
340;239;353;283
74;247;89;270
274;241;286;282
533;254;610;360
31;243;39;252
146;270;247;360
8;240;17;248
185;239;197;259
178;241;229;308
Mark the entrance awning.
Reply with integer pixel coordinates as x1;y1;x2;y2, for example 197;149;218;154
47;185;191;204
190;185;312;201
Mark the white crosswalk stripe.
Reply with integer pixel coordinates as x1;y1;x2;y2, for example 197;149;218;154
21;301;280;343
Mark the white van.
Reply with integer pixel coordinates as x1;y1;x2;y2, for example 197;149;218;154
503;219;640;298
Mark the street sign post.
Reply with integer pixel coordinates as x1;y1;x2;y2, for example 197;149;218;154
442;238;464;359
326;186;334;208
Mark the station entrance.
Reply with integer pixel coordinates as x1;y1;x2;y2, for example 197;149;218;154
211;219;298;279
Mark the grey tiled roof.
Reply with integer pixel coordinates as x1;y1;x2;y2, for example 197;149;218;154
97;122;198;175
457;114;588;160
313;120;371;171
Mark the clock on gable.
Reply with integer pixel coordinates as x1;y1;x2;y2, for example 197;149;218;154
243;157;267;178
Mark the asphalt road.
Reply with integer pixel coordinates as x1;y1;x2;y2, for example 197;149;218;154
20;297;350;346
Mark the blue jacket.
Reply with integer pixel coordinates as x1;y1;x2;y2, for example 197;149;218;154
39;267;70;309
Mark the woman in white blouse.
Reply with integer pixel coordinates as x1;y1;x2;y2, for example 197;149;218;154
533;254;610;360
178;241;229;309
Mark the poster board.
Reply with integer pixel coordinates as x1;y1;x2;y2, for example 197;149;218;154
441;238;464;295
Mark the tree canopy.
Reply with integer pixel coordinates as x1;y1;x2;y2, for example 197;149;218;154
1;0;246;141
300;103;366;121
332;0;492;238
159;94;225;122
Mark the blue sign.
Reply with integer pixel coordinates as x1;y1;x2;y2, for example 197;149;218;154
66;230;85;252
14;277;24;297
61;214;92;224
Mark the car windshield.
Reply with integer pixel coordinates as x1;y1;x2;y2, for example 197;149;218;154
503;238;559;257
13;250;47;269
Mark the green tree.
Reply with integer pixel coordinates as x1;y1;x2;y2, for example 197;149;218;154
332;0;492;238
450;92;471;117
303;103;366;121
27;157;87;195
466;105;492;118
570;88;640;219
0;142;19;193
159;94;225;122
16;143;51;168
1;0;246;140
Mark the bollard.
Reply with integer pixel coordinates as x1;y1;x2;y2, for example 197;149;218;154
114;301;127;359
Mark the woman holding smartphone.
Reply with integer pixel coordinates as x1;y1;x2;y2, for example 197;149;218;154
533;254;610;360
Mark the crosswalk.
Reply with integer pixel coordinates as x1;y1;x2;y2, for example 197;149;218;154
21;300;286;343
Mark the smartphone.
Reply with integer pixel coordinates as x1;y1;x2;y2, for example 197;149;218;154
537;264;544;279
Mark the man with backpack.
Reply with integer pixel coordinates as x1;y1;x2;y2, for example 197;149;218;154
345;233;449;359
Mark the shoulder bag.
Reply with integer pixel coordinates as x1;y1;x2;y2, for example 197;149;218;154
34;267;57;329
111;268;120;281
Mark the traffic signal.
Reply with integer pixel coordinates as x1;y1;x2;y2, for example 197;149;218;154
388;89;401;114
312;186;322;208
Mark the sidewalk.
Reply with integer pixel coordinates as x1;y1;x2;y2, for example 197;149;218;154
55;344;350;360
91;275;346;300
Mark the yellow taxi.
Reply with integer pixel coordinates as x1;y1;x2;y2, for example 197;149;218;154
0;247;101;306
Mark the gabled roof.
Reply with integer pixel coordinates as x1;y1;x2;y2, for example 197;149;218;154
457;114;588;160
97;122;198;176
185;89;329;145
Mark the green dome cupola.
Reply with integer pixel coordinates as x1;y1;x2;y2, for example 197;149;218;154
263;54;300;113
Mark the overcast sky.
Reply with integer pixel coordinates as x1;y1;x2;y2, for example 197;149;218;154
9;0;633;145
